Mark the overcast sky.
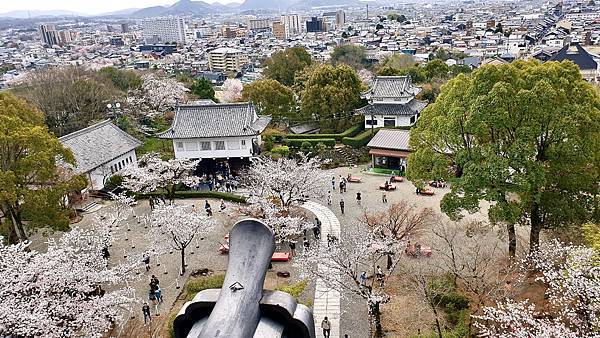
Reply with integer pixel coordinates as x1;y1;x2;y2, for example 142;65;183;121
0;0;244;15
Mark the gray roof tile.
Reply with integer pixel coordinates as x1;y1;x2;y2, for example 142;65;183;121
158;103;272;139
369;76;421;99
59;120;142;174
356;99;427;116
367;129;411;150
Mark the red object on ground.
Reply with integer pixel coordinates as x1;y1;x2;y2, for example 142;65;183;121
419;189;435;196
379;183;397;191
218;243;229;254
392;176;404;182
271;252;290;261
347;176;362;183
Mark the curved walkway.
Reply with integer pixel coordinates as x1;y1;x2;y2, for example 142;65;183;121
302;201;341;338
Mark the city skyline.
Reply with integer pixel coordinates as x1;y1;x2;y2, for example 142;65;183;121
0;0;244;16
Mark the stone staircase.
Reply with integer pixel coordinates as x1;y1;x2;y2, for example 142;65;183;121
335;146;356;166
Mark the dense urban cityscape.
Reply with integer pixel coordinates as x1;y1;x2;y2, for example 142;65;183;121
0;0;599;337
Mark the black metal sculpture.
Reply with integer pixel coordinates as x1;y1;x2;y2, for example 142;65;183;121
173;219;315;338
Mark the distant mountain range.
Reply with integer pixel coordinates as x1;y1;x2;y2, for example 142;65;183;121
1;0;371;19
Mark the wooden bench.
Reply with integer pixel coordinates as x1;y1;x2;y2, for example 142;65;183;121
271;252;290;261
391;176;404;182
418;189;435;196
379;183;397;191
347;176;362;183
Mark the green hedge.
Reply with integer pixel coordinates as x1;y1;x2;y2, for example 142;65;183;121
284;138;336;148
285;124;364;142
342;128;378;148
138;191;247;203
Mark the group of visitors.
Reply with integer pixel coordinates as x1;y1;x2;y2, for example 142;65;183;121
148;195;165;210
332;175;348;193
143;275;163;324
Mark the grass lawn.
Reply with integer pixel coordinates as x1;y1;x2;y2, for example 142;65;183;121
369;167;404;175
139;137;174;159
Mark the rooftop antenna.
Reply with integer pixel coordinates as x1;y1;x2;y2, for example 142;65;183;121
366;4;369;20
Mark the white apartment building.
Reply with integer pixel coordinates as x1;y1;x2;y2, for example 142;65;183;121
281;14;302;37
248;18;271;31
141;17;186;45
208;47;249;72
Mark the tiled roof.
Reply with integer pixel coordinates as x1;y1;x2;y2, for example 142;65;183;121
367;129;411;151
59;120;142;174
549;43;598;70
158;103;272;139
370;76;421;99
356;99;427;116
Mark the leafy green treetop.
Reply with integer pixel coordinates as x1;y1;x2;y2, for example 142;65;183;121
263;47;312;87
242;79;296;121
408;60;600;255
190;77;216;101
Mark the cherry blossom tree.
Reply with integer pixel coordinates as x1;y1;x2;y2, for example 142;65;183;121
0;227;139;338
241;197;312;244
358;68;374;88
219;78;243;103
145;204;215;274
362;202;434;269
244;154;330;209
126;74;187;117
474;240;600;337
122;153;200;204
294;222;404;337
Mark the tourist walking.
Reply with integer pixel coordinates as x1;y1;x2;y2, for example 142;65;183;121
356;192;362;205
142;303;151;325
289;241;296;256
155;286;163;303
303;237;310;252
327;191;332;205
143;252;151;271
359;271;367;287
382;192;387;203
321;317;331;338
219;199;226;212
331;176;336;191
339;199;345;214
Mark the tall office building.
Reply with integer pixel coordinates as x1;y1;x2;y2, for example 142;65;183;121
336;10;346;27
141;17;186;44
248;18;271;31
306;17;326;33
39;24;59;46
281;14;301;37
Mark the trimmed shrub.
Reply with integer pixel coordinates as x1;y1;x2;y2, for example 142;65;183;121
274;280;308;300
271;145;290;157
300;141;313;152
342;128;378;148
103;175;123;191
285;138;336;148
138;191;247;203
262;128;286;143
285;124;363;141
186;274;225;298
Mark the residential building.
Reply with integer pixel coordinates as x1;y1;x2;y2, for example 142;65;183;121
367;129;411;172
281;14;301;37
336;10;346;28
39;24;59;46
357;76;427;129
208;47;249;72
141;17;186;45
158;103;271;170
272;21;286;39
59;120;142;191
248;19;271;31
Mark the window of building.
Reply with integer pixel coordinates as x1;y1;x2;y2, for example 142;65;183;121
118;162;122;170
176;141;184;150
410;115;416;124
241;139;247;149
185;141;198;151
384;117;396;127
366;119;378;126
214;141;225;150
110;165;114;174
201;141;211;151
